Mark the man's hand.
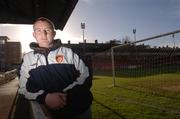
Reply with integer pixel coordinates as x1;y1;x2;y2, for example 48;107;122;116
45;92;67;110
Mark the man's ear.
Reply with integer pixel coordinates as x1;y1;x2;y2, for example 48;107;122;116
53;31;56;37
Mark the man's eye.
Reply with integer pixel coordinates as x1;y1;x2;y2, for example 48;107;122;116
34;29;41;33
45;29;52;32
34;29;53;33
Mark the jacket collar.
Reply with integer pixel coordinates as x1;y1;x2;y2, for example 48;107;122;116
30;39;62;56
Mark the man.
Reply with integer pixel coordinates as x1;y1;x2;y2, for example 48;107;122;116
18;17;93;119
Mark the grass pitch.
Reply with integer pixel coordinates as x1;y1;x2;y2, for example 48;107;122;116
91;73;180;119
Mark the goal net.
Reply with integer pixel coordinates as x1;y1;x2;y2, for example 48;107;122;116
92;30;180;97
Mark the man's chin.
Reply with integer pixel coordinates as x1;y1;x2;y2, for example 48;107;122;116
39;43;51;48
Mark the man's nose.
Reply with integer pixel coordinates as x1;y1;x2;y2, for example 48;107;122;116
42;30;48;35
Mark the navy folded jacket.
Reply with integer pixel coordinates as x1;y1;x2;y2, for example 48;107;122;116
26;64;80;93
26;64;93;118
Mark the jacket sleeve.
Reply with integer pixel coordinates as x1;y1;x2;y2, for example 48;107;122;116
62;48;92;94
60;48;93;113
18;53;47;104
63;49;90;92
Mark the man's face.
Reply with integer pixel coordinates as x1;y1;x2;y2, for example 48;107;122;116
33;21;56;48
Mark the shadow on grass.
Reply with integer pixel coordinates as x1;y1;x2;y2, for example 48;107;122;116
93;98;126;119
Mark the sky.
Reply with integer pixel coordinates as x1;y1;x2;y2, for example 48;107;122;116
0;0;180;52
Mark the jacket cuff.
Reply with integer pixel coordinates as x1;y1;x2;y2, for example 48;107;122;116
36;92;47;104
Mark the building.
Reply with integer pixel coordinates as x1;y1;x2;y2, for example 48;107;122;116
0;36;22;71
0;36;8;71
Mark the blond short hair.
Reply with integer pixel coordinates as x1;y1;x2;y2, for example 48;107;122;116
33;17;55;30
